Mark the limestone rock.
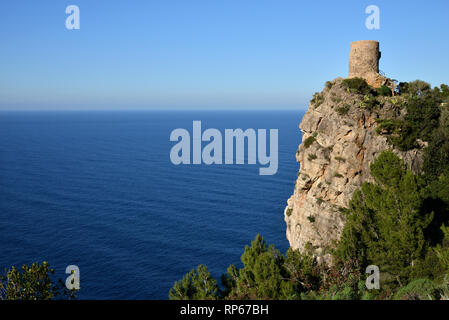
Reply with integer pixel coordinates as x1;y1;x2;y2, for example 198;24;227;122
284;78;423;263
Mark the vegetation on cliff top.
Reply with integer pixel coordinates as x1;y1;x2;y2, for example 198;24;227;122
376;80;449;152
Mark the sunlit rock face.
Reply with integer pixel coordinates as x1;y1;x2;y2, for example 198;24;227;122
284;77;423;263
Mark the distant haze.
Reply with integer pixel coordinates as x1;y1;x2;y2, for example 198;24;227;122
1;0;448;110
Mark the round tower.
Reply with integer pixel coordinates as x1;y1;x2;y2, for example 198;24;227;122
348;40;382;87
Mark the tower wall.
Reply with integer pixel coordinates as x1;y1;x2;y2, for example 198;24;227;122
348;40;383;88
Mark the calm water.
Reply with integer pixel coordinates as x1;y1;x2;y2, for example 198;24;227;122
0;110;303;299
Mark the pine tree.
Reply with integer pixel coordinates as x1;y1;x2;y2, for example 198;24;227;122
335;151;433;287
169;264;218;300
223;234;292;299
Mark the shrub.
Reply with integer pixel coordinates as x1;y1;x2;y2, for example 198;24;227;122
286;208;293;217
394;278;438;300
336;105;350;116
307;216;316;223
358;94;379;111
376;85;392;97
303;136;316;149
331;96;343;103
311;92;324;108
308;154;317;161
375;119;419;151
342;78;373;95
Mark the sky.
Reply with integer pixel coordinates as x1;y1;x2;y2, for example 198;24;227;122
0;0;448;110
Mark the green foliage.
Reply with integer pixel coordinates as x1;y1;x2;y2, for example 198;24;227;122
376;80;445;151
171;235;323;300
369;150;406;186
311;92;324;108
440;84;449;99
376;85;392;97
405;95;441;142
307;154;317;161
283;246;322;296
433;224;449;272
375;119;419;151
402;80;431;97
307;216;316;223
342;78;373;95
169;264;218;300
396;82;409;95
358;94;379;111
423;105;449;180
336;105;350;116
394;278;438;300
222;235;293;299
286;208;293;217
303;136;315;149
411;244;448;281
0;262;74;300
334;156;346;162
335;151;433;287
307;259;372;300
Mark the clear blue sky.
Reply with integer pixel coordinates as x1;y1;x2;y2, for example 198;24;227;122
1;0;448;110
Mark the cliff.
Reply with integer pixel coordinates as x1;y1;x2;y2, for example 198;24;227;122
284;77;424;263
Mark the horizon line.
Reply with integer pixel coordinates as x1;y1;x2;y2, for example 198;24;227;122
0;107;308;112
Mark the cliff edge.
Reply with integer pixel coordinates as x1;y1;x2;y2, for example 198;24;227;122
284;76;424;262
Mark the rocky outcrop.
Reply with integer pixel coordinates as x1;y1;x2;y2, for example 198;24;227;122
284;78;424;263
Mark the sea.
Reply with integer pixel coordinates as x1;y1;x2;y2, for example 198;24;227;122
0;110;304;299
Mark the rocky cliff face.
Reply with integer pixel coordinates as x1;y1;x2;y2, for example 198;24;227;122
284;78;424;262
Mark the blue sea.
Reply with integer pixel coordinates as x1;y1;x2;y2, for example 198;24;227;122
0;110;303;299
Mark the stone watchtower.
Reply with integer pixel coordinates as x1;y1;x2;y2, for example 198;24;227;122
348;40;393;89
